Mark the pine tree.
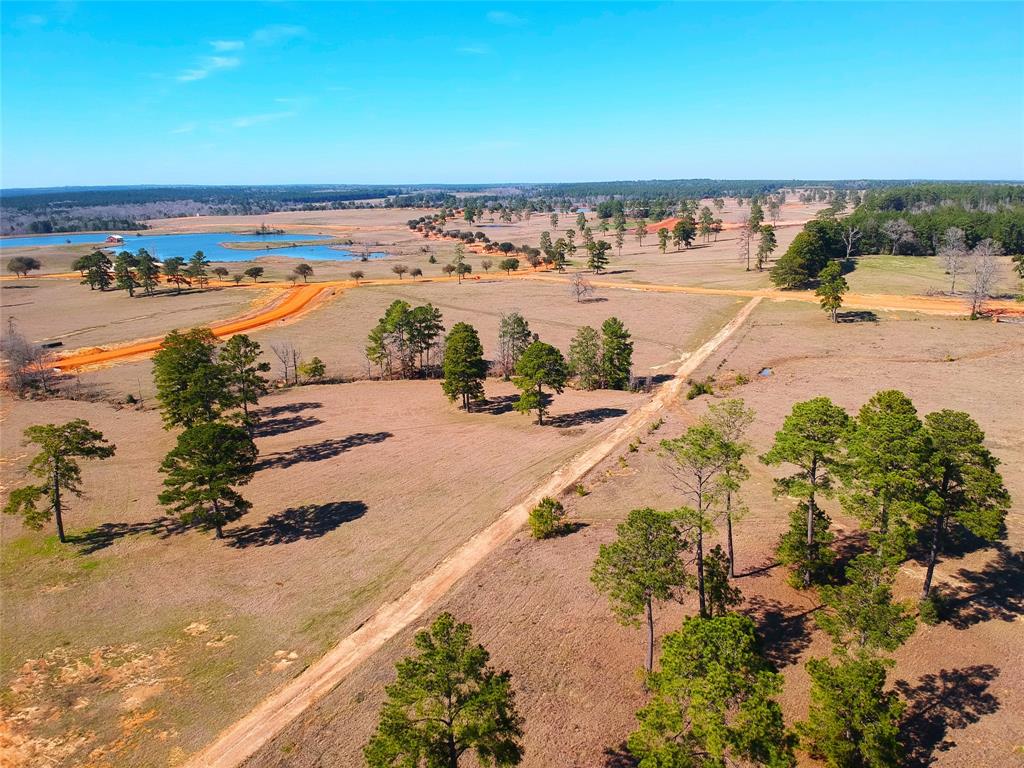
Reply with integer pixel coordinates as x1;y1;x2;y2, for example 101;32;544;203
661;423;734;617
761;397;849;588
113;251;140;296
158;422;257;539
219;334;271;435
567;325;601;390
365;613;523;767
186;250;210;289
704;398;755;577
629;614;796;767
816;261;848;322
798;656;904;768
153;328;230;429
135;249;161;295
600;316;633;390
3;420;115;542
442;322;487;411
918;410;1010;600
591;507;689;672
512;341;568;425
587;239;612;273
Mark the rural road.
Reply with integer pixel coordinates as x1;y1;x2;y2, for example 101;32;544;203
182;296;764;768
45;269;1019;372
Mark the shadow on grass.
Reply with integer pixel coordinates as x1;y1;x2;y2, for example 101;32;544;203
226;501;367;548
476;394;519;415
745;595;818;669
69;517;186;554
943;545;1024;629
602;744;637;768
549;407;627;428
251;414;323;438
837;310;879;323
257;432;393;470
896;664;1001;767
258;401;324;418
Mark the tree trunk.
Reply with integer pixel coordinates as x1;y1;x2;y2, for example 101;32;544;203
212;498;224;539
53;463;66;543
921;514;945;600
645;597;654;673
448;732;458;768
805;460;817;589
696;523;706;618
726;493;735;578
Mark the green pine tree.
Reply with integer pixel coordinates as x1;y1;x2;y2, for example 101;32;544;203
442;322;487;410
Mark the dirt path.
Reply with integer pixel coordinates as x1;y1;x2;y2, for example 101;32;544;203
40;264;1021;373
51;284;333;371
181;297;762;768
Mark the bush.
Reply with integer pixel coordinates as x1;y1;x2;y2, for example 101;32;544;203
574;483;589;497
686;378;713;400
919;591;948;626
528;497;565;539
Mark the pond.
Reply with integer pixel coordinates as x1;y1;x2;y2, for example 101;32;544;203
0;232;387;262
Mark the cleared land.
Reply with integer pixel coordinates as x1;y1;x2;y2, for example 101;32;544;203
1;379;645;768
244;301;1024;768
2;203;1022;768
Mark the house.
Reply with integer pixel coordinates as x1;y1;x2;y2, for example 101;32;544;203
105;234;124;244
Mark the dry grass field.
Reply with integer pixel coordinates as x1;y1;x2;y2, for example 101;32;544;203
0;379;643;768
2;203;1022;768
244;301;1023;768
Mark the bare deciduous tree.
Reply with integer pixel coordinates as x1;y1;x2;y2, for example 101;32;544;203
271;342;301;385
938;226;968;294
737;222;753;271
966;238;1002;317
568;272;596;303
841;225;861;260
881;218;916;255
0;321;55;394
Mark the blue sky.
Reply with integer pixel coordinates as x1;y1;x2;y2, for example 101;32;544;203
2;1;1022;187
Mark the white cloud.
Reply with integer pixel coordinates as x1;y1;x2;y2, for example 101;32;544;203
170;122;198;134
17;14;48;28
177;56;241;82
486;11;525;26
251;24;307;45
457;44;491;55
211;39;244;52
232;111;295;128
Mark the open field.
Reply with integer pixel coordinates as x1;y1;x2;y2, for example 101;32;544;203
0;378;644;768
244;300;1024;768
1;277;273;350
2;204;1022;768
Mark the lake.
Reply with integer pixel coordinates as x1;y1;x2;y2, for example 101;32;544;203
0;232;387;262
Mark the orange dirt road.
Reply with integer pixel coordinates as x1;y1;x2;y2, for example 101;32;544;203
52;284;332;371
181;296;764;768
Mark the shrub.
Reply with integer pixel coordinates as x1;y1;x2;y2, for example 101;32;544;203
686;378;714;400
528;497;565;539
574;483;589;497
919;591;947;626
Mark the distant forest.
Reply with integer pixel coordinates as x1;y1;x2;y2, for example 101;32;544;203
1;179;1020;235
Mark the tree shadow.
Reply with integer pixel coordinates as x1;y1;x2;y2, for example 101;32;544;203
548;407;627;428
602;269;636;275
69;516;187;554
943;545;1024;629
226;501;368;548
602;744;637;768
251;414;324;438
744;595;817;669
256;432;393;469
476;394;519;415
896;665;1001;767
836;310;878;323
579;296;609;303
257;401;324;418
736;557;780;578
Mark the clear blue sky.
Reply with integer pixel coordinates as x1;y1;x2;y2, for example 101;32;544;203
2;1;1022;187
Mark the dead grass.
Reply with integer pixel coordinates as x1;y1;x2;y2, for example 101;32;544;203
243;301;1023;768
1;379;643;767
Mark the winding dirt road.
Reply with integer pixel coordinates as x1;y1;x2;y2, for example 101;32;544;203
51;284;333;371
182;296;763;768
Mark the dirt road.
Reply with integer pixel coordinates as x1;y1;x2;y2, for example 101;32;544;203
181;297;763;768
51;284;333;371
46;268;1018;373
